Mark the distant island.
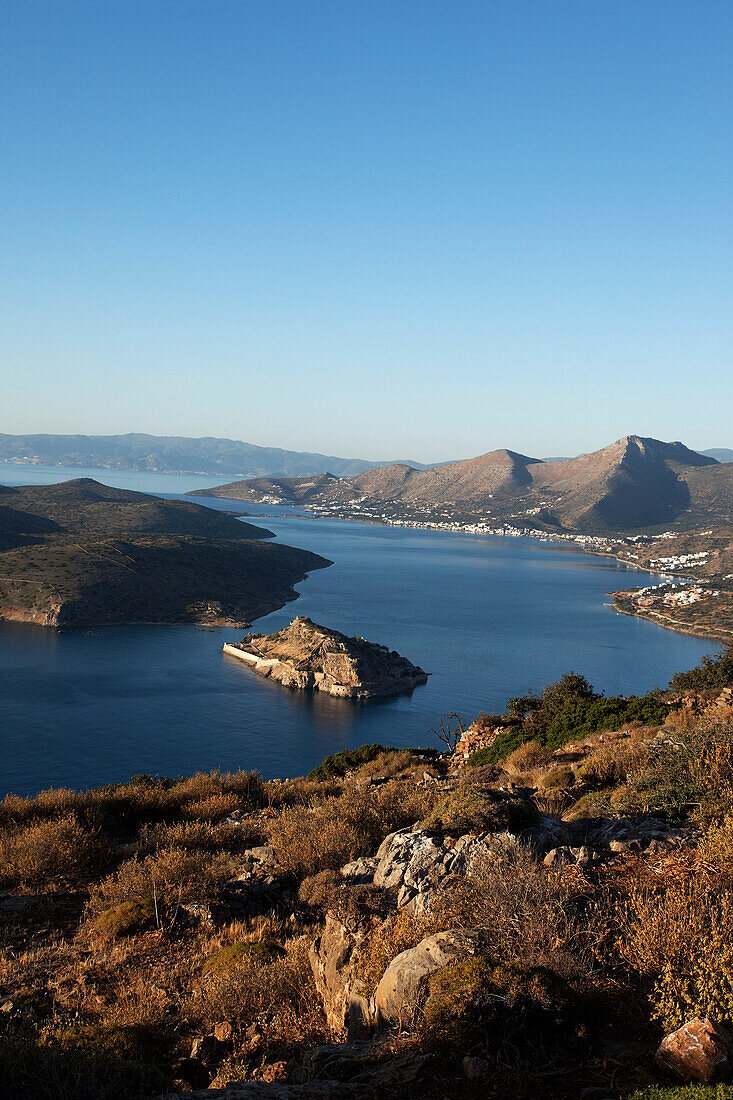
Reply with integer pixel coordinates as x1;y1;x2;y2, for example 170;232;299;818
0;479;330;628
224;615;428;699
0;431;435;480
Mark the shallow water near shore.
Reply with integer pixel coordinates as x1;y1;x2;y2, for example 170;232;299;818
0;465;713;796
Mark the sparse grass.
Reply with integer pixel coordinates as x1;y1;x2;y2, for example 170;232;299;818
576;735;646;788
504;740;554;773
422;784;537;834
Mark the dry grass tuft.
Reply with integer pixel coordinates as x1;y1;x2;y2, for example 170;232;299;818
0;814;112;889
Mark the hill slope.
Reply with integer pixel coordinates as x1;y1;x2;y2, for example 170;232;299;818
197;435;733;534
0;479;330;627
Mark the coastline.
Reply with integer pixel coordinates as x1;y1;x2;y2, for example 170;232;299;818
254;503;731;642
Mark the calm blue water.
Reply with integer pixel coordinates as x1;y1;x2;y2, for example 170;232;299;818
0;466;713;796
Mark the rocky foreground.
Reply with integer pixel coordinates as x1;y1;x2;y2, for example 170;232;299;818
3;647;733;1098
224;617;428;699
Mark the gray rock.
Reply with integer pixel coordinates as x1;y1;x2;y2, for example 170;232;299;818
340;857;378;884
308;914;374;1039
374;929;481;1027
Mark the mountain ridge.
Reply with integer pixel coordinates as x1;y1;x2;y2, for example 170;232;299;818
0;432;437;480
195;435;733;534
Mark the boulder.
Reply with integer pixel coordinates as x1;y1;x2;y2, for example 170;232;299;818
655;1017;733;1083
374;929;481;1027
308;913;374;1039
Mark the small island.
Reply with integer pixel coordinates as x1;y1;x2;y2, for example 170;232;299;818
223;615;428;699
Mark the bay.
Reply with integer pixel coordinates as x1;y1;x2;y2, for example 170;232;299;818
0;466;713;796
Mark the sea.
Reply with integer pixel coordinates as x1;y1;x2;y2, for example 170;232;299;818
0;463;713;797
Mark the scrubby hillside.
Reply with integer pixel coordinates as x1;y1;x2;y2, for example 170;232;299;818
3;649;733;1097
0;479;330;627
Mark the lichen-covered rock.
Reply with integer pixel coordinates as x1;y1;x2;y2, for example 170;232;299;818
655;1017;733;1083
224;616;428;699
374;929;481;1027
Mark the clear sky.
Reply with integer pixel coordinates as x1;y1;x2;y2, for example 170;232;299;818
1;1;731;463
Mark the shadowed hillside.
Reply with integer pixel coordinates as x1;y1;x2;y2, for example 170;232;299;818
0;479;330;627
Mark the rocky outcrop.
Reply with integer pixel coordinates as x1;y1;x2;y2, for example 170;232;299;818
656;1018;733;1083
308;914;373;1039
344;813;689;915
224;617;428;700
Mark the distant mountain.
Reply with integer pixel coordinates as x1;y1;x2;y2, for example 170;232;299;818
0;433;434;480
700;448;733;464
198;435;733;534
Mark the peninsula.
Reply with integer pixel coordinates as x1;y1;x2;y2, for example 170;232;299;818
224;615;428;699
0;479;330;628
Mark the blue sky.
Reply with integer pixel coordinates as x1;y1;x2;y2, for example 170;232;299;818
1;1;731;462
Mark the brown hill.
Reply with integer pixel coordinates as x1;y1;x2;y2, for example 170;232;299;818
196;449;539;510
528;436;716;530
195;435;730;533
0;479;330;627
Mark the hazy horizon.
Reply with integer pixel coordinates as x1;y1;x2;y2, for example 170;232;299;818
3;2;731;462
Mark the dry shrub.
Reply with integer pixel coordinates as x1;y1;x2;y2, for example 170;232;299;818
202;940;285;976
504;741;554;774
298;870;391;926
137;819;262;855
433;843;585;981
0;1021;165;1100
423;785;536;835
0;770;266;838
264;777;342;809
269;781;436;877
624;721;733;824
170;770;265;814
0;814;112;888
576;738;646;788
618;872;733;1030
269;804;362;877
180;793;241;821
87;846;234;919
192;934;323;1040
354;750;425;781
0;787;85;826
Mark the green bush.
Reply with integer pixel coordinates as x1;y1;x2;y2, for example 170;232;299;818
466;690;668;768
540;766;575;789
671;643;733;692
423;957;570;1046
202;941;286;976
93;897;155;939
307;744;396;781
